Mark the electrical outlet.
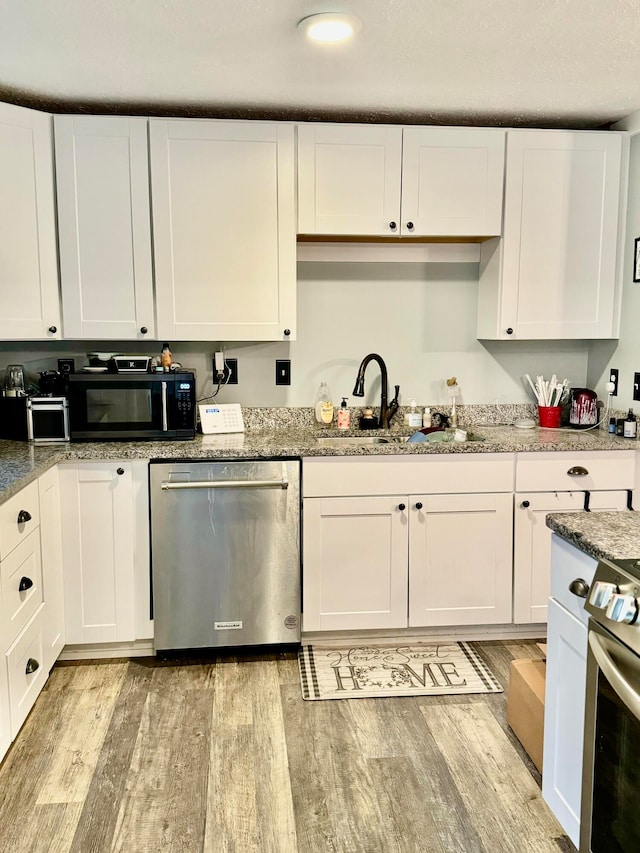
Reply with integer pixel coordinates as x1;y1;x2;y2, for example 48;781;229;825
224;358;238;385
275;359;291;386
634;372;640;402
211;357;238;384
609;368;619;396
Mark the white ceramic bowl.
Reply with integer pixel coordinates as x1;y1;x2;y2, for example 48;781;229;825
88;352;119;361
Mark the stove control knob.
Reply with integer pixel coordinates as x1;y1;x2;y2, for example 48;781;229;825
606;594;639;624
590;581;617;609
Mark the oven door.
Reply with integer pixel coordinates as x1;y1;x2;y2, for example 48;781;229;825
581;618;640;852
68;377;173;440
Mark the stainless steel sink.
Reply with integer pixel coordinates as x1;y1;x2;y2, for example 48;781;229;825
315;435;393;446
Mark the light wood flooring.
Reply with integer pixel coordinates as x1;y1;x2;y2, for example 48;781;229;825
0;640;574;853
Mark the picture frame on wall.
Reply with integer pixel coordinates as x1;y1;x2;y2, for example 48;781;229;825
634;237;640;282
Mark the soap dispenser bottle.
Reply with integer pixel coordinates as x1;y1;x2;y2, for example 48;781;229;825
337;397;351;430
407;400;422;428
315;381;334;426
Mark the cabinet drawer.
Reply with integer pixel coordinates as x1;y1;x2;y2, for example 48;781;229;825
303;453;515;497
515;451;635;492
550;534;597;625
1;529;43;648
0;481;40;560
6;606;47;739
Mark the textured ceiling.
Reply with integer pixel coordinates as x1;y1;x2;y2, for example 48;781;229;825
2;0;640;128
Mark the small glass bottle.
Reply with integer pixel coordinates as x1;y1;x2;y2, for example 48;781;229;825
423;407;431;428
624;409;637;439
608;417;616;434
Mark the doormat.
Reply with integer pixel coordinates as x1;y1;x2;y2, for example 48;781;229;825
298;641;503;700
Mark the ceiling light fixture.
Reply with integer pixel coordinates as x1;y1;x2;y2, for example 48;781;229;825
298;13;361;44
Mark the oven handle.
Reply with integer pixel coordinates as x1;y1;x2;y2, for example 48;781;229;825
589;630;640;723
161;479;288;491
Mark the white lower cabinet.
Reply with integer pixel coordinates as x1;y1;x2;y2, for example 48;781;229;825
543;535;597;848
303;496;408;632
514;490;629;623
0;640;10;761
0;474;52;764
58;459;151;648
409;493;513;627
59;462;137;645
6;607;47;739
302;455;515;633
38;466;65;671
513;450;635;624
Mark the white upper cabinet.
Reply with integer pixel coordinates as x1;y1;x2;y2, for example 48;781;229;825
478;129;625;340
401;127;505;236
0;102;61;340
151;119;296;341
297;124;403;236
54;115;155;340
297;123;505;237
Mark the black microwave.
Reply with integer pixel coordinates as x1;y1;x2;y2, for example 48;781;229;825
67;371;196;441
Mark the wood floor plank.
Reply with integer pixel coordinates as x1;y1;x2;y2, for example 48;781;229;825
110;660;215;853
204;658;298;853
36;663;128;805
422;702;565;853
11;803;84;853
67;659;155;853
280;683;485;853
0;663;126;852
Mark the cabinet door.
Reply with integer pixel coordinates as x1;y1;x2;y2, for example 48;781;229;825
38;466;65;670
514;490;629;624
303;496;408;632
479;130;623;340
401;127;505;236
0;637;10;763
297;123;403;236
409;493;513;627
151;119;296;341
54;115;155;340
542;598;588;847
0;102;60;340
59;463;135;645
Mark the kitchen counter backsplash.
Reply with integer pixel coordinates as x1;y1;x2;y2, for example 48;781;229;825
244;403;540;430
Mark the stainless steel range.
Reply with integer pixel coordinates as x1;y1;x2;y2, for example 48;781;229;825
581;556;640;853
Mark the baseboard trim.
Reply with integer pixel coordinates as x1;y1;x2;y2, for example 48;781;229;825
301;624;547;647
58;639;155;660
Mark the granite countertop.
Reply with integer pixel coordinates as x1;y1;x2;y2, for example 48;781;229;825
0;419;635;505
546;511;640;562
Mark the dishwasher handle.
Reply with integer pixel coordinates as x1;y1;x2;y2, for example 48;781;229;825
160;478;289;491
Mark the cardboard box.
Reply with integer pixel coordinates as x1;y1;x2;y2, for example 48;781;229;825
506;658;546;772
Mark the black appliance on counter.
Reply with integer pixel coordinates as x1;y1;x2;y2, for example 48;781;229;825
0;395;70;443
67;371;196;441
580;556;640;852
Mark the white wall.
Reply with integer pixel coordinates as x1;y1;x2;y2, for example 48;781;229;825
0;260;590;409
587;128;640;411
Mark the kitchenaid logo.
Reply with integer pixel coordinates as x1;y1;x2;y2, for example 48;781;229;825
214;620;242;630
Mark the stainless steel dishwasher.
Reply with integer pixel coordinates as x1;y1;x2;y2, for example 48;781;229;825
149;459;300;652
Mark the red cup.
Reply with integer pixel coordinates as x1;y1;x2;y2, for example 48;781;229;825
538;405;561;428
